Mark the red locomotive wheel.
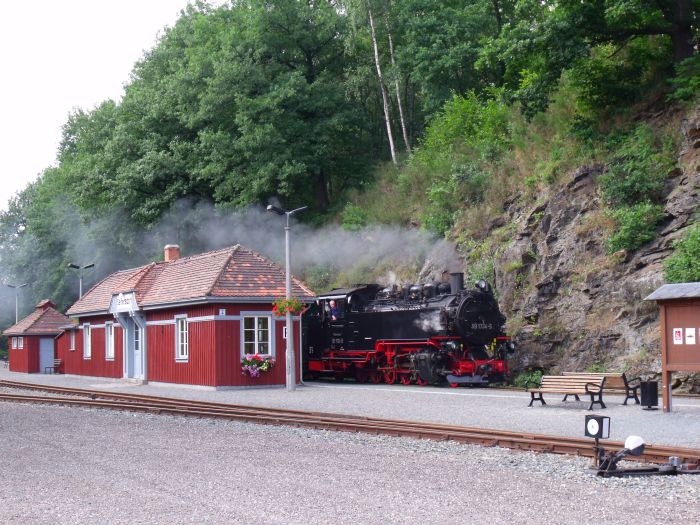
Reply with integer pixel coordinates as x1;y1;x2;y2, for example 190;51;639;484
449;381;460;388
383;370;397;384
399;375;412;385
415;377;428;386
371;372;383;384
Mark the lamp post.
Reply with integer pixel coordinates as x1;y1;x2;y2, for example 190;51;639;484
5;283;28;324
67;262;95;298
267;204;307;392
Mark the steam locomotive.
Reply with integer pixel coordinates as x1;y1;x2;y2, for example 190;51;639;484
304;273;514;386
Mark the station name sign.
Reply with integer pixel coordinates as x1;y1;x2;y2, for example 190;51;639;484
109;292;139;315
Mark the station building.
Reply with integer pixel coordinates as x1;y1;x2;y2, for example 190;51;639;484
18;244;313;388
4;300;69;374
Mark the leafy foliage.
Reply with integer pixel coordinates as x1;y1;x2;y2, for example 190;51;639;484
513;369;543;388
606;202;665;253
669;54;700;101
664;224;700;282
407;91;511;234
341;203;369;232
599;124;674;207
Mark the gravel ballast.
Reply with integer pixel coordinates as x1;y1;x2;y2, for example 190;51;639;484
0;402;698;524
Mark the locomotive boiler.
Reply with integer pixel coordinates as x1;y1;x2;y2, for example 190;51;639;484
304;273;514;386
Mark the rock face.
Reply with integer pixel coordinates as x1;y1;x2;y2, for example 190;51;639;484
493;106;700;392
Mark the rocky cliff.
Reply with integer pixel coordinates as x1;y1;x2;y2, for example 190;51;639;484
492;105;700;391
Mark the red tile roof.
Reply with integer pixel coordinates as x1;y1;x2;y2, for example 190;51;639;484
4;301;70;336
66;245;315;316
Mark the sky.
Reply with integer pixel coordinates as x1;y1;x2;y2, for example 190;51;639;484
0;0;206;211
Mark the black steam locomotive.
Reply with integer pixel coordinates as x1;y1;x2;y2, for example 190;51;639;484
304;273;513;386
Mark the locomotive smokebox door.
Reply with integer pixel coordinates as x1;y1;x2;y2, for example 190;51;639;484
584;415;610;439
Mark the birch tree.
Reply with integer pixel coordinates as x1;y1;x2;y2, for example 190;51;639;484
385;8;411;153
367;3;397;164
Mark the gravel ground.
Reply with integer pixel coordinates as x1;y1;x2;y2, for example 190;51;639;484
0;403;698;525
2;367;698;448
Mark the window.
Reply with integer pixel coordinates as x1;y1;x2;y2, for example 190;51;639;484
17;337;23;349
11;337;17;349
175;317;188;361
134;323;141;353
243;316;270;355
83;324;91;359
105;322;114;360
70;330;75;352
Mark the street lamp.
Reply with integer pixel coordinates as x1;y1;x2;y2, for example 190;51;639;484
67;262;95;298
267;204;307;392
5;283;28;324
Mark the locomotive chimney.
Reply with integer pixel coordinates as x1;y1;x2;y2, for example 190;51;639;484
450;272;464;294
164;244;181;262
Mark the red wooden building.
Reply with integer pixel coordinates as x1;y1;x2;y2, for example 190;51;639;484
4;300;69;373
56;244;314;388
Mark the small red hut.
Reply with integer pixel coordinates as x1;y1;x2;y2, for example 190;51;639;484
57;244;315;388
4;300;69;373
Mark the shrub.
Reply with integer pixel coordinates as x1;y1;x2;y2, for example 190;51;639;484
416;90;510;165
341;203;368;231
606;202;664;253
599;124;672;207
664;224;700;282
513;369;543;388
668;54;700;102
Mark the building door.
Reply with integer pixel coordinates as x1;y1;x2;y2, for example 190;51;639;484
122;317;145;381
132;321;143;379
39;337;54;373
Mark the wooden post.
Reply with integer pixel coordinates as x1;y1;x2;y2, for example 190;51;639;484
660;304;671;412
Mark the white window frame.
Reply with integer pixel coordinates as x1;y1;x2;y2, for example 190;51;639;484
83;324;92;360
105;322;115;361
242;315;271;356
17;336;23;349
70;330;75;352
11;337;17;349
175;316;188;362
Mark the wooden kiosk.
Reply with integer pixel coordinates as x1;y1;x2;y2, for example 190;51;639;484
645;283;700;412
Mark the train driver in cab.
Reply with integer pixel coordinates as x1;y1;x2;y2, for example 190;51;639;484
329;300;338;320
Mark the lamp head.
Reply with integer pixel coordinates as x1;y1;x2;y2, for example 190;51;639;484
84;263;95;270
266;205;285;216
623;435;645;456
68;263;80;269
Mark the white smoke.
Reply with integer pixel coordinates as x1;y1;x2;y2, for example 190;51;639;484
0;197;464;325
413;311;443;332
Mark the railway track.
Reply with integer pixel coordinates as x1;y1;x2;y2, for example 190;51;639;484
1;379;698;466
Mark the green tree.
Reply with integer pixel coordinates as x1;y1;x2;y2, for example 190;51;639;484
487;0;699;116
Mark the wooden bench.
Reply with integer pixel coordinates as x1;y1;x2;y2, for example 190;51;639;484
526;375;606;410
563;372;641;405
44;359;62;374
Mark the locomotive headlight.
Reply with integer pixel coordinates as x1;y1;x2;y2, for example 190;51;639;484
507;341;516;353
476;279;488;291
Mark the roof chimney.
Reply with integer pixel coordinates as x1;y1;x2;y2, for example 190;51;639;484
164;244;181;262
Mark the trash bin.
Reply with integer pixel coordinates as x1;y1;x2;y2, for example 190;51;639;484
640;381;659;410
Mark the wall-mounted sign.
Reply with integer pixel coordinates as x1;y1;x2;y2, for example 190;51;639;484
673;328;683;345
109;292;139;315
686;328;697;346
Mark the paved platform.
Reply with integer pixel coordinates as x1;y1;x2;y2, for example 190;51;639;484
2;367;699;448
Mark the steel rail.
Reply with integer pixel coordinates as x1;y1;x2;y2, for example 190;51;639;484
1;381;699;466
